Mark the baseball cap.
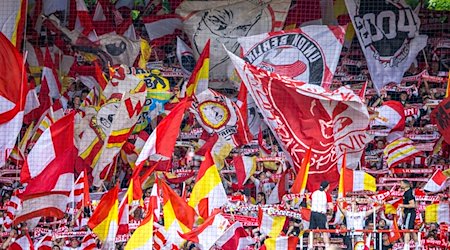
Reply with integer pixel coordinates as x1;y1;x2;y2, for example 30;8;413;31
320;181;329;189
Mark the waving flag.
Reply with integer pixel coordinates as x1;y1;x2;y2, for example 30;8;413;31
3;194;21;231
291;147;311;194
177;37;196;76
8;233;34;250
383;137;422;168
160;180;196;246
143;14;182;41
425;202;450;224
181;39;210;98
41;47;62;99
238;25;345;88
188;151;228;219
215;221;255;250
423;169;449;193
228;50;370;191
179;211;230;250
345;0;427;91
70;169;91;209
267;172;287;205
258;208;286;238
88;185;119;245
35;233;52;250
80;233;98;250
15;113;76;224
262;236;298;250
0;0;26;48
0;32;28;167
136;99;192;165
343;169;376;192
233;155;256;189
125;205;154;250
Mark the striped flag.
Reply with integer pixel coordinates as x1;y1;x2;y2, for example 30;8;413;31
384;137;422;168
80;233;98;250
425;202;450;224
125;204;154;250
232;155;257;189
34;233;52;250
423;169;449;193
41;48;62;99
179;211;230;250
343;170;377;193
87;185;119;245
3;194;21;231
215;221;255;250
153;223;171;250
0;0;27;48
291;147;311;194
258;208;286;238
262;236;298;250
188;151;228;219
267;171;287;205
181;39;210;98
70;169;91;209
160;180;196;246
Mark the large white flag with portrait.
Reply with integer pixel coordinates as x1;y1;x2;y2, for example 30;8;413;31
345;0;427;91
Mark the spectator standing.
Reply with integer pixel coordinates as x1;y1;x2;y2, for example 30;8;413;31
398;180;419;250
308;181;332;250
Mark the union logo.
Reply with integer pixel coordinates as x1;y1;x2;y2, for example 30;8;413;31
198;100;230;130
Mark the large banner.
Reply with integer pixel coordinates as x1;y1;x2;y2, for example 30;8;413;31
432;97;450;144
345;0;427;91
176;0;290;89
238;26;346;88
228;51;370;190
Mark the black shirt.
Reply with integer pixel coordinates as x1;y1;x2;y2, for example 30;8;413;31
403;188;415;214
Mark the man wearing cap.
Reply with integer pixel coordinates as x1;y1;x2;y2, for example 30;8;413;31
308;181;333;250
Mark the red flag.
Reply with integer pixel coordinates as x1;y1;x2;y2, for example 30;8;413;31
136;99;191;166
291;147;311;194
432;97;450;144
229;51;370;191
388;216;401;243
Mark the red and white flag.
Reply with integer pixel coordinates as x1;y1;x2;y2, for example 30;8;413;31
69;0;98;41
0;32;28;168
267;172;287;205
8;233;34;250
41;47;62;99
215;222;255;250
238;25;346;89
176;36;196;76
3;194;21;231
15;113;76;223
34;233;53;250
70;169;91;209
383;137;422;168
136;99;192;166
80;233;98;250
423;169;449;193
228;50;370;191
233;156;256;189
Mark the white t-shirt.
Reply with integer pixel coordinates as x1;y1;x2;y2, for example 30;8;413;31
346;211;366;235
311;190;328;214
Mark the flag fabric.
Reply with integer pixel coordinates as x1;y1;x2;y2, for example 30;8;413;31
117;191;130;236
176;0;290;89
333;153;347;225
71;169;91;209
291;147;311;194
8;233;34;250
238;25;346;89
233;156;257;189
92;88;146;186
69;0;98;41
3;194;21;231
370;101;405;140
125;205;154;250
423;169;449;193
343;169;377;193
228;50;370;191
181;39;209;98
136;99;192;165
433;97;450;144
0;32;28;167
0;0;27;48
160;180;196;246
34;233;52;250
258;209;286;238
188;151;228;219
267;172;287;205
154;222;178;250
383;137;422;168
87;185;119;244
41;47;62;99
15;113;76;224
142;14;182;41
388;216;401;243
425;202;450;224
446;70;450;98
262;236;298;250
345;0;428;91
80;233;98;250
179;211;230;250
215;221;255;250
176;36;196;76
